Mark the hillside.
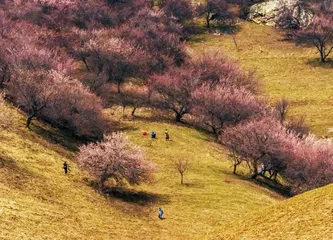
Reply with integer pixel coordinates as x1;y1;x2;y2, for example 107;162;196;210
189;22;333;137
216;184;333;240
1;8;333;240
0;106;282;240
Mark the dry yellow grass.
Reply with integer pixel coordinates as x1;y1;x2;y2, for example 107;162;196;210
0;106;282;240
1;21;333;240
215;184;333;240
189;22;333;137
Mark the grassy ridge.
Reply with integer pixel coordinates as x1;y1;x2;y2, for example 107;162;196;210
189;22;333;137
0;106;282;240
215;184;333;240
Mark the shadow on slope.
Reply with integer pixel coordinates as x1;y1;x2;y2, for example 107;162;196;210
220;168;291;198
29;122;80;152
105;187;170;206
306;58;333;68
0;153;41;191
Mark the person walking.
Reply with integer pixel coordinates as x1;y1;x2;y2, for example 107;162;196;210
165;129;170;141
63;161;69;175
158;207;164;220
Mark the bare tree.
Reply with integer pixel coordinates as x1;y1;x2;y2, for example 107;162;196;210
295;14;333;62
274;98;289;124
196;0;233;29
175;159;190;184
9;70;56;128
228;144;247;175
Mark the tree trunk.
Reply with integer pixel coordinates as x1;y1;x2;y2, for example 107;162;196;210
206;14;210;29
175;112;182;122
251;173;258;179
131;107;137;116
180;173;183;184
100;182;106;193
211;125;217;135
26;114;34;128
122;106;126;118
320;45;326;63
321;51;326;62
233;164;237;174
82;58;90;72
100;175;108;193
273;171;278;181
117;82;121;93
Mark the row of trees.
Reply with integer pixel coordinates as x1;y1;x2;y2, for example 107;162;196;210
0;0;195;188
0;15;108;139
73;1;332;193
1;0;331;193
76;50;332;194
0;0;193;139
148;52;260;133
223;116;333;194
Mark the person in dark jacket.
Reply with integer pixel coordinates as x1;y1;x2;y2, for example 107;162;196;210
165;129;170;141
63;161;69;174
151;131;156;139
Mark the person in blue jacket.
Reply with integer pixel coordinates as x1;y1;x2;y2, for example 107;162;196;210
158;207;164;220
151;131;156;139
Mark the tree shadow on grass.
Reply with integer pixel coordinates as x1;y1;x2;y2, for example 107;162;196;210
103;187;171;218
0;153;42;190
215;24;241;35
28;122;80;153
118;125;139;132
220;169;291;198
129;112;174;124
84;179;170;217
0;153;16;169
182;182;205;188
188;24;242;43
190;35;207;43
306;58;333;68
254;176;292;197
104;187;170;206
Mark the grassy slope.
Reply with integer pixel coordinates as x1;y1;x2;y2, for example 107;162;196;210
0;105;282;240
216;184;333;240
189;22;333;137
2;21;333;240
